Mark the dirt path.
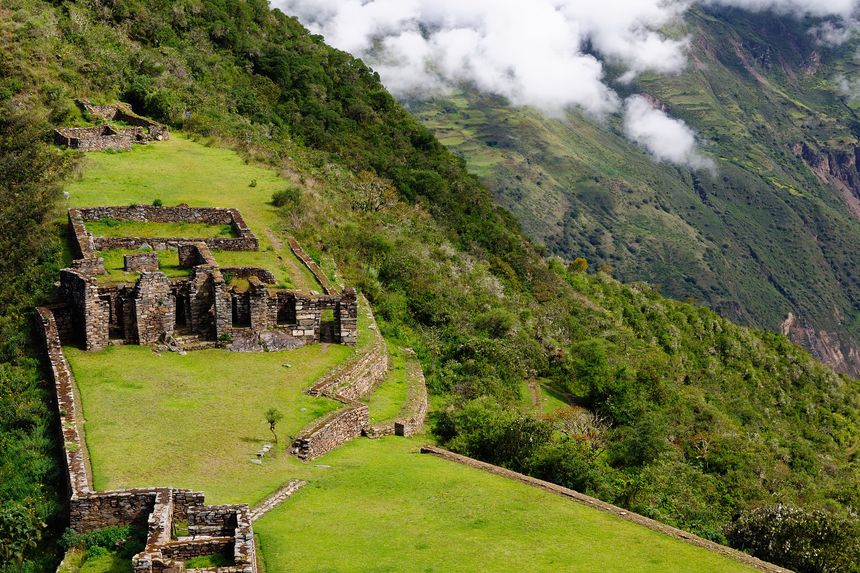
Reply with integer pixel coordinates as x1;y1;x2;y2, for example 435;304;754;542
527;379;541;409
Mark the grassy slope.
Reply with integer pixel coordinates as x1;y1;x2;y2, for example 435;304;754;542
63;135;321;292
62;138;762;571
66;345;349;505
255;438;755;573
410;9;860;375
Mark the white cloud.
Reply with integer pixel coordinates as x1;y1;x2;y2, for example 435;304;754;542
624;95;715;170
273;0;860;167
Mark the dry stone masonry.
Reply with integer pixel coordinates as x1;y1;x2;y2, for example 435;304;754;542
290;303;390;460
61;206;357;350
55;101;169;152
38;306;257;572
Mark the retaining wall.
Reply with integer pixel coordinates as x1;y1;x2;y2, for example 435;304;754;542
420;446;791;573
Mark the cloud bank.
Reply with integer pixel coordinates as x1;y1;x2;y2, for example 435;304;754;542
273;0;859;169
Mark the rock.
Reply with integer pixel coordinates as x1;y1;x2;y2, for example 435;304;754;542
250;458;262;465
260;331;304;352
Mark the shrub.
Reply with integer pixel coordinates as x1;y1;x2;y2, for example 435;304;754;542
271;186;301;208
152;198;163;207
726;504;860;573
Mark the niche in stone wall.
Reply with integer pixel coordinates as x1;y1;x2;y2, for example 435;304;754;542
277;298;297;325
231;293;251;327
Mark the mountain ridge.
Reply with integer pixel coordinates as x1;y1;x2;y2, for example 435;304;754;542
409;6;860;377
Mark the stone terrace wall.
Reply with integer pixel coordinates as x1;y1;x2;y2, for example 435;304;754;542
291;303;388;460
287;236;337;295
420;446;792;573
37;307;91;497
290;403;369;461
394;350;429;437
73;206;259;252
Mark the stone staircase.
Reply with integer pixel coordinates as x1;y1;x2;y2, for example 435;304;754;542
173;334;220;352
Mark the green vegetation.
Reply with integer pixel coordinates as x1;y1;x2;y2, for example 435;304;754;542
86;219;236;239
58;526;144;573
97;248;189;283
184;553;232;568
411;8;860;377
66;345;351;504
2;0;860;571
255;438;755;572
363;343;410;423
0;100;74;570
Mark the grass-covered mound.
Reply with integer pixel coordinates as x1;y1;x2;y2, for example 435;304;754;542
66;345;350;505
254;438;756;573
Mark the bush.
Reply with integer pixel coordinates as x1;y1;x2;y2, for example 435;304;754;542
727;505;860;573
152;198;163;207
271;186;301;208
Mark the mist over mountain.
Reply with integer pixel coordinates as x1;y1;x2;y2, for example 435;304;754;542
278;0;860;376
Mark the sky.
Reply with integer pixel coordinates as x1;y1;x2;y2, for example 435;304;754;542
272;0;858;169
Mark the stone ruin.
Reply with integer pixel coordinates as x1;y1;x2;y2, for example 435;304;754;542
54;100;169;152
60;205;357;353
38;307;257;572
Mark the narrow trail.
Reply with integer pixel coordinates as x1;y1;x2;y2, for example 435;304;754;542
527;379;541;409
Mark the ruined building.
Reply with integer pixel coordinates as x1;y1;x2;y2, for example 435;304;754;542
57;205;357;353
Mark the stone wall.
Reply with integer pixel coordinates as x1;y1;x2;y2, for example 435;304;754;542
125;253;159;272
59;270;109;350
134;272;175;344
287;236;337;295
290;304;387;459
54;126;133;151
290;403;369;460
74;206;259;252
393;350;429;437
37;307;91;497
178;243;217;268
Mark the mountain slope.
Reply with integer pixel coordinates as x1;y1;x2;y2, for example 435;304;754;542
1;1;859;571
409;7;860;377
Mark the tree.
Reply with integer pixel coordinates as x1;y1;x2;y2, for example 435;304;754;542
569;257;589;273
349;171;398;212
264;408;284;443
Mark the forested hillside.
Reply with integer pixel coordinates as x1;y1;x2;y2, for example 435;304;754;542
0;1;858;571
410;7;860;378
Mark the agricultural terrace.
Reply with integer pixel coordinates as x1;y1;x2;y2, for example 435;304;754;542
60;135;763;573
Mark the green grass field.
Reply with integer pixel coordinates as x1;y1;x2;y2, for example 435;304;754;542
63;135;321;293
364;343;410;423
96;248;189;283
254;438;756;573
86;220;236;239
66;344;352;504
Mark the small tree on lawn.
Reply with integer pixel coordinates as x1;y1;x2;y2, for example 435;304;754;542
265;408;284;443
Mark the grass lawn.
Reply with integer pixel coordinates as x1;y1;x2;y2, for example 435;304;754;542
212;248;294;289
96;248;189;284
363;342;409;424
86;220;236;239
66;344;353;505
254;438;756;573
63;135;321;293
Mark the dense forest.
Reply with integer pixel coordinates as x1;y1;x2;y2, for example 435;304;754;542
0;1;858;571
